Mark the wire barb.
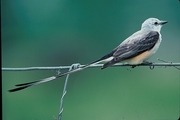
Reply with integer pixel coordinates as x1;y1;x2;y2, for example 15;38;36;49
58;63;80;120
157;58;180;70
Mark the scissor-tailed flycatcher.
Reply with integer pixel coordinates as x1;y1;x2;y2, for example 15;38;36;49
9;18;167;92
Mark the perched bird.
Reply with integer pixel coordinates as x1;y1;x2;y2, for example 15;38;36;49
9;18;167;92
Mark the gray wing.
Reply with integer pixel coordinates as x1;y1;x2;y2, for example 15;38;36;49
102;31;159;69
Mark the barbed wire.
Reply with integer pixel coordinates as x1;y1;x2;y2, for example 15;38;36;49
3;60;180;120
2;62;180;71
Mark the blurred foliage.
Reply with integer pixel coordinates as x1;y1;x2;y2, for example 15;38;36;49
2;0;180;120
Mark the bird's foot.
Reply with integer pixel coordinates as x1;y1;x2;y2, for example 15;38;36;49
131;61;153;68
131;65;137;68
141;61;153;65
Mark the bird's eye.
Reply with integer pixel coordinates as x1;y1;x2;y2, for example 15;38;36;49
154;22;158;25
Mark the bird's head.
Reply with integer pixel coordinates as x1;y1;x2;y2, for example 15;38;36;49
141;18;167;32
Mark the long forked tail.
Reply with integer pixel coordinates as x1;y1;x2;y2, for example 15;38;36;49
8;48;116;92
8;59;104;92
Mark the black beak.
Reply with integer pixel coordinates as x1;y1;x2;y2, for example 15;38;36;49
160;21;168;25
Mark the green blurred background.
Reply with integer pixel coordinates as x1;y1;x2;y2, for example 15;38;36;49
2;0;180;120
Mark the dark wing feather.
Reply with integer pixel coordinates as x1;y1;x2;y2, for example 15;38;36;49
102;31;159;69
114;31;159;59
